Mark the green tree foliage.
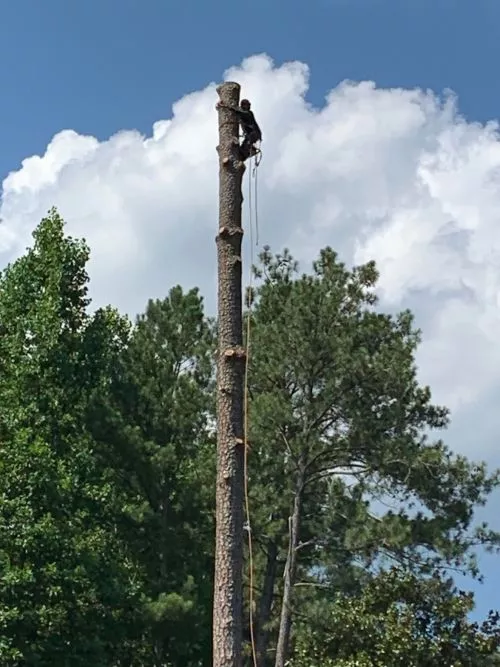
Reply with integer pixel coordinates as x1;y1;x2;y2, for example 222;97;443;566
244;246;500;666
0;210;143;665
291;570;500;666
0;211;498;666
89;286;216;666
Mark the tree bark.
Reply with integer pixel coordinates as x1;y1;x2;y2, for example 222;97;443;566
255;541;278;667
274;478;303;667
213;81;246;667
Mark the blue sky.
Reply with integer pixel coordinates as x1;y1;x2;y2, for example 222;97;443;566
1;0;500;622
1;0;499;178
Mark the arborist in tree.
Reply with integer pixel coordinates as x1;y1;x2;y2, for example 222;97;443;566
216;98;262;161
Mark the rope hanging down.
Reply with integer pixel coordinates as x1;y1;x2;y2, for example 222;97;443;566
244;147;261;667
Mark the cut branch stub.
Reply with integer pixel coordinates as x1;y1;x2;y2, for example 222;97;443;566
223;346;247;359
217;226;244;238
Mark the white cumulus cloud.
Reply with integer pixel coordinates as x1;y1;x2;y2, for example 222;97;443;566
1;53;500;458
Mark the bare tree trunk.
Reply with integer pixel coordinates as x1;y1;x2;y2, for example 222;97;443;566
213;81;246;667
274;480;303;667
255;541;278;667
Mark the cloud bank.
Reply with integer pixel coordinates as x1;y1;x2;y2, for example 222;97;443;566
1;54;500;455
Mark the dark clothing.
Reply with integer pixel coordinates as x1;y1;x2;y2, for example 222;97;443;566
240;130;260;160
224;104;262;161
229;106;262;142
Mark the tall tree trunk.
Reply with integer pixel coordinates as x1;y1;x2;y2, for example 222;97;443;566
274;480;303;667
255;541;278;667
213;81;247;667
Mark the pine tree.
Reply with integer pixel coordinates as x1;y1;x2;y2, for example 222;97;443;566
89;286;216;666
244;246;500;667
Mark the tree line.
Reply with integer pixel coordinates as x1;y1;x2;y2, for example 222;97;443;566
0;209;499;666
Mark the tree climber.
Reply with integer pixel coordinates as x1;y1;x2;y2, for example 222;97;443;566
216;98;262;161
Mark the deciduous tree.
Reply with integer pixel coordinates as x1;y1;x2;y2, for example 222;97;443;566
0;210;143;665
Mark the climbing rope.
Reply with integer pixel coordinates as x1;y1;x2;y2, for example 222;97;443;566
244;145;261;667
252;148;260;246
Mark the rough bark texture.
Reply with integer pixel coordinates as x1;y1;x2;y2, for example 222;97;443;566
275;478;303;667
213;81;246;667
